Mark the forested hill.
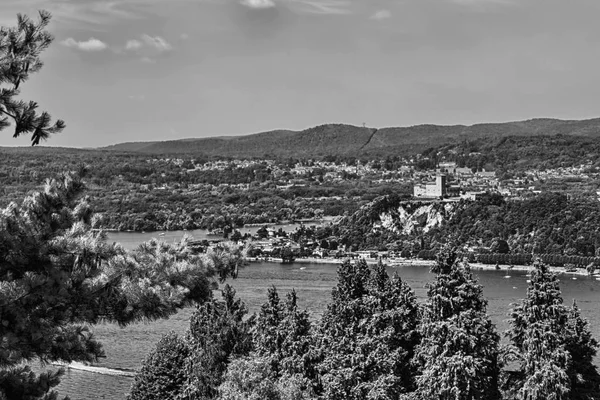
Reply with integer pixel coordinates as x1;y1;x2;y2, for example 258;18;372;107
101;117;600;157
102;125;373;157
333;192;600;257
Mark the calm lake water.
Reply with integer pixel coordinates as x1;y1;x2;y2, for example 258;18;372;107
51;232;600;400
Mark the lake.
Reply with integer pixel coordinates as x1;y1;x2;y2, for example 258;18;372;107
50;233;600;400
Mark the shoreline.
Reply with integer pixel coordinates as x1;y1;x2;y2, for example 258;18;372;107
98;217;334;234
248;257;600;278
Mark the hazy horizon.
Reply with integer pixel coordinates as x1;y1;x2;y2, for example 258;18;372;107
3;0;600;148
2;115;599;150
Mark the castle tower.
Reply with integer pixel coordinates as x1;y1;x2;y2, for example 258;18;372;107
436;174;447;197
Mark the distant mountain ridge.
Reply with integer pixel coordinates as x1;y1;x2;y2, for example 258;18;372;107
100;118;600;157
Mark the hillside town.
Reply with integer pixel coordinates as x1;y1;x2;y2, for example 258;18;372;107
143;156;600;201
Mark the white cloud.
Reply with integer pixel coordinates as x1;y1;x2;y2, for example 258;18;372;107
241;0;276;9
122;34;173;60
292;0;350;15
450;0;516;7
370;9;391;20
61;37;108;51
141;34;172;52
125;39;143;50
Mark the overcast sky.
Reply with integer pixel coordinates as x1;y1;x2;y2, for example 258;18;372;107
2;0;600;148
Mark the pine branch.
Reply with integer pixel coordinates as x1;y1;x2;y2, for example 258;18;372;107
0;10;64;145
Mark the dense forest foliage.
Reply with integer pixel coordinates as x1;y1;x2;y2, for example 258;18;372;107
129;252;600;400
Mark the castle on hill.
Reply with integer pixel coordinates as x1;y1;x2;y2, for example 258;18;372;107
413;175;447;198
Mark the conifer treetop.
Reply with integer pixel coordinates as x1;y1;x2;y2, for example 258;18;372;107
414;245;501;400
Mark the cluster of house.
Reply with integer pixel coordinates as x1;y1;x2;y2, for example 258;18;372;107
411;161;573;200
247;236;398;262
145;157;592;201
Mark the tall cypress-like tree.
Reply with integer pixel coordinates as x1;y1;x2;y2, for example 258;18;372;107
253;287;314;379
565;301;600;400
318;260;420;400
507;262;599;400
0;175;246;400
277;290;314;379
217;287;316;400
179;285;253;400
412;247;501;400
506;262;570;400
254;287;285;364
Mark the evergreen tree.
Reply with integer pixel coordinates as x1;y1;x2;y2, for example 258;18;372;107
1;11;65;145
128;332;190;400
277;290;314;379
179;285;253;399
216;287;316;400
412;247;501;400
565;300;600;400
0;174;246;400
254;287;285;363
507;263;600;400
253;287;314;378
318;259;420;400
506;262;571;400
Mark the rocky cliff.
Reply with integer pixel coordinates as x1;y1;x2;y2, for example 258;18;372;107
376;202;458;235
334;195;461;247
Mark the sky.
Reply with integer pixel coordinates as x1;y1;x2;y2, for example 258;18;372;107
1;0;600;148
